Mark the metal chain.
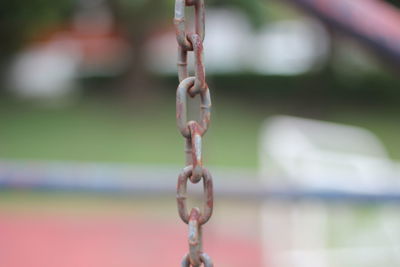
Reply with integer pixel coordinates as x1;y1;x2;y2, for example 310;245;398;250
174;0;214;266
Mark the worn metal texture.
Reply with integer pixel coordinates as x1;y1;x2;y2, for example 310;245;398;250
177;166;213;225
174;0;214;265
176;77;211;139
182;253;214;267
188;122;203;182
188;208;202;266
174;0;205;51
187;33;206;95
177;34;206;95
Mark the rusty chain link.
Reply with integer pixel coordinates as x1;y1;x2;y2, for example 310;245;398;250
174;0;214;266
177;166;213;224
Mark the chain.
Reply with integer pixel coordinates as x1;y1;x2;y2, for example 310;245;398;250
174;0;214;266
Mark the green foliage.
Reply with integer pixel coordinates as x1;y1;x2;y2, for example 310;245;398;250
2;69;400;168
0;0;73;60
209;0;267;28
385;0;400;8
0;0;268;62
112;0;267;34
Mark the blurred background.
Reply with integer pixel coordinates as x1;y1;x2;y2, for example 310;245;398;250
1;0;400;266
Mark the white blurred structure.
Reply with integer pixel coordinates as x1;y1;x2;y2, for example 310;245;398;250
259;116;400;267
9;7;329;100
8;0;129;101
10;40;81;100
146;8;329;75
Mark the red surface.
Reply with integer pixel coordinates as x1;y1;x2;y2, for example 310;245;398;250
0;214;262;267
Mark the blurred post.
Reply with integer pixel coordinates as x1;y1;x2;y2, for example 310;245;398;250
259;116;400;267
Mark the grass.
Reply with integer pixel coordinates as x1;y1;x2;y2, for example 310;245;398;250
0;94;400;169
0;95;260;168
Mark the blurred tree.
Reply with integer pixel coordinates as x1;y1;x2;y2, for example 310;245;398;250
0;0;72;65
109;0;172;98
386;0;400;8
0;0;267;96
209;0;267;28
109;0;267;98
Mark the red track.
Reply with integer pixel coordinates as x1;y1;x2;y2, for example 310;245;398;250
0;214;262;267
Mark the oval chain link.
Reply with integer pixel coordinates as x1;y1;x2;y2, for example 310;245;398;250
174;0;214;266
174;0;205;51
176;77;211;138
181;253;214;267
177;166;213;225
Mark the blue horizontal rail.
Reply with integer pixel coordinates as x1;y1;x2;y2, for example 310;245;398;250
0;160;399;204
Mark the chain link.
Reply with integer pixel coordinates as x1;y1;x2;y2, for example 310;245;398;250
174;1;214;266
174;0;205;51
177;166;213;224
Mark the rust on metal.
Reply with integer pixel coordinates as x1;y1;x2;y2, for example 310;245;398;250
188;208;202;266
174;0;205;51
188;122;203;182
178;46;189;82
176;166;213;225
176;77;211;138
187;33;207;95
177;33;207;95
174;0;214;265
181;253;214;267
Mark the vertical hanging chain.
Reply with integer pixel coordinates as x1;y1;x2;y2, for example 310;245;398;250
174;0;214;266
